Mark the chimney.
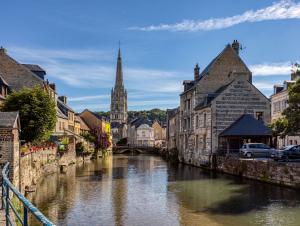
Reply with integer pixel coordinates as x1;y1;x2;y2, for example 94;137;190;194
194;63;200;81
231;40;240;55
0;46;7;55
58;96;67;104
49;83;56;91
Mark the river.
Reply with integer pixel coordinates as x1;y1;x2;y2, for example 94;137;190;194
29;154;300;226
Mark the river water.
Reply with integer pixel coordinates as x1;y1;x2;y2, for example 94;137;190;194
29;154;300;226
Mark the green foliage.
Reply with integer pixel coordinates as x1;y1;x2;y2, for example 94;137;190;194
270;118;288;138
1;86;56;143
76;142;86;156
60;137;69;145
80;132;96;143
96;108;167;124
283;76;300;134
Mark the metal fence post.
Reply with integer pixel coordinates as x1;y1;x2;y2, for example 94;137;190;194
24;206;28;226
5;182;9;226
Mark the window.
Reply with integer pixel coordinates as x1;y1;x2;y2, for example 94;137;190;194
196;115;199;128
203;134;206;150
203;113;207;127
185;135;188;149
142;131;146;137
255;112;263;121
196;135;199;150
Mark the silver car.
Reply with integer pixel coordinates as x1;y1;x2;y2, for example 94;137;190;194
239;143;272;158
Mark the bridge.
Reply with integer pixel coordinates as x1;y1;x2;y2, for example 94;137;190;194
113;145;163;154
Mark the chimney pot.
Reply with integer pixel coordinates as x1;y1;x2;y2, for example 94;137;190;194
0;46;7;54
231;40;240;55
194;63;200;81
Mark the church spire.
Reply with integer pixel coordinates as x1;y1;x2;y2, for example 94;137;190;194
115;47;124;88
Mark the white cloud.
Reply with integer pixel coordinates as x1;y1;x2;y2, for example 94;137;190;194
253;82;274;90
68;94;110;102
250;62;293;76
129;0;300;32
9;46;184;92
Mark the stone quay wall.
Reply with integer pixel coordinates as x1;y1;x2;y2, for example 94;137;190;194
216;156;300;188
20;146;58;193
20;140;76;194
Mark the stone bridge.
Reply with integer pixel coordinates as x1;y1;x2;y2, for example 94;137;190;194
113;146;161;154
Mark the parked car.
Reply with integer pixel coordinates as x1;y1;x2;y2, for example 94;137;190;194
239;143;273;158
272;145;300;161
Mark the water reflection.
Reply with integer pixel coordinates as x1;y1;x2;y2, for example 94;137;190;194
30;155;300;226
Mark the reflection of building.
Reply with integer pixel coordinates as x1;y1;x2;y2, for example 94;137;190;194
176;40;271;166
166;107;180;151
271;70;300;148
128;118;154;146
110;48;128;145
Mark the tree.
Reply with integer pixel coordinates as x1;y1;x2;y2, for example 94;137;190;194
283;77;300;135
1;86;56;143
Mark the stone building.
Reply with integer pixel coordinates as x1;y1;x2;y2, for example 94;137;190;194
152;121;166;147
110;48;128;145
178;40;271;166
0;112;20;186
166;107;180;151
271;70;300;148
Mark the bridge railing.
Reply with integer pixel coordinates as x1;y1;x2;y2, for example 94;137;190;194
1;162;55;226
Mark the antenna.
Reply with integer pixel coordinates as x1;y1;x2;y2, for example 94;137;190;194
240;45;246;51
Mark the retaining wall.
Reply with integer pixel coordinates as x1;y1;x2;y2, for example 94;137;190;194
216;156;300;188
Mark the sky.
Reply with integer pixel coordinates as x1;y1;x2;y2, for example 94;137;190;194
1;0;300;112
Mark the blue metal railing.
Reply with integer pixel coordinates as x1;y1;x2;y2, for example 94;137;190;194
1;162;55;226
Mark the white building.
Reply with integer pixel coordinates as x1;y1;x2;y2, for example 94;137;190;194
127;118;154;147
136;124;155;147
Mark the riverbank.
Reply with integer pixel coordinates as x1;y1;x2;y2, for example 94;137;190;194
215;156;300;189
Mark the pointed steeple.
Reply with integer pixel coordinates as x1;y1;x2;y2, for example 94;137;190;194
115;47;124;88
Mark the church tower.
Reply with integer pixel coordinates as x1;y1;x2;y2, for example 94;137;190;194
110;47;128;126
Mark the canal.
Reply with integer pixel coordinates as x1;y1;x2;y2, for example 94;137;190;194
29;154;300;226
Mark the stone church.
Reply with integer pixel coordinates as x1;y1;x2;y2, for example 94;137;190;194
110;48;128;145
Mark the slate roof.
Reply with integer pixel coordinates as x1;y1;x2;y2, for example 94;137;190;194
0;51;44;91
219;114;271;137
22;64;45;73
57;108;68;119
129;117;152;128
111;122;122;129
0;112;20;128
57;99;74;113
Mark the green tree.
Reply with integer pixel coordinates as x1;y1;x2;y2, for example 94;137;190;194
1;86;56;143
283;77;300;135
270;117;288;138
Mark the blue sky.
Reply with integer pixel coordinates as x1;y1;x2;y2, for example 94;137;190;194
1;0;300;112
